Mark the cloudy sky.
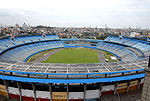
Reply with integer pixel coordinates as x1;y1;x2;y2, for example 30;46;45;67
0;0;149;28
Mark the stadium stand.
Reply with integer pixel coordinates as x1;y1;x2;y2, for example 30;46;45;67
97;42;137;61
0;35;149;101
0;41;64;61
0;35;59;51
105;36;150;57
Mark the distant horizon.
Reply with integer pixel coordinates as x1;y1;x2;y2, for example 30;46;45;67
0;23;149;30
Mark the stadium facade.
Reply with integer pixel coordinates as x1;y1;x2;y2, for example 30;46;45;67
141;57;150;101
0;35;149;101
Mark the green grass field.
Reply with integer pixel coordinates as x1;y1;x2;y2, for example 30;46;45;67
103;51;118;62
42;48;99;63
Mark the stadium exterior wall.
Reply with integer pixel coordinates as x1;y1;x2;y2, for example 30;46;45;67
0;78;145;101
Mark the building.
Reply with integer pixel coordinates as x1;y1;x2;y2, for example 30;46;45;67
22;23;28;31
0;35;149;101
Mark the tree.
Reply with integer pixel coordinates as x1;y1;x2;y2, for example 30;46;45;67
0;33;5;37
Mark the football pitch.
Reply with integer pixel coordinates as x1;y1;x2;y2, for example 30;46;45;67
42;48;99;63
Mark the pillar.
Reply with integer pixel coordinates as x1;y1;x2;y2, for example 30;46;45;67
137;79;141;89
48;83;52;101
3;80;10;99
67;84;69;101
126;81;130;93
32;83;37;101
17;82;22;101
83;83;86;101
99;83;103;101
27;74;30;77
114;82;118;95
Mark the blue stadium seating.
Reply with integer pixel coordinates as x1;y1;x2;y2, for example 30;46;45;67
105;36;150;57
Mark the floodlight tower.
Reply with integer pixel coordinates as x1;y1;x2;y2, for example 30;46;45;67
141;56;150;101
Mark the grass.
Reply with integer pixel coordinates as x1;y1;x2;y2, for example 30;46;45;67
103;51;118;62
42;48;99;63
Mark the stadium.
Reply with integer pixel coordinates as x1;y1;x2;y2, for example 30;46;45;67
0;35;149;101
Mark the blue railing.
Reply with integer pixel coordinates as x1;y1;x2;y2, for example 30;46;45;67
0;73;145;84
0;68;144;79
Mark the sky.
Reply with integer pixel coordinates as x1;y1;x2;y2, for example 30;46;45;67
0;0;150;28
